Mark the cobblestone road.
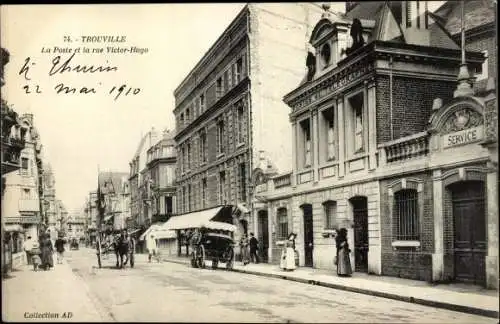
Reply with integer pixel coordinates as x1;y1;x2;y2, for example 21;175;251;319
65;249;495;323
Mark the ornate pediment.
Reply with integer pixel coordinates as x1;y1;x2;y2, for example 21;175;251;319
441;107;483;134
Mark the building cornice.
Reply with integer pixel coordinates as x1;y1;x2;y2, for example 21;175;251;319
146;157;176;169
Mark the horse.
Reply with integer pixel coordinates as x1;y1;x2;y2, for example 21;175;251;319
112;234;130;269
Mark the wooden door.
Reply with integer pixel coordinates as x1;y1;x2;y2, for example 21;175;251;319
303;205;314;267
257;211;269;263
352;197;368;272
452;181;486;285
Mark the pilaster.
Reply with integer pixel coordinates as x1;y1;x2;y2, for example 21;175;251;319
312;110;319;183
367;80;377;170
486;163;498;289
337;96;345;177
291;121;298;187
432;169;444;282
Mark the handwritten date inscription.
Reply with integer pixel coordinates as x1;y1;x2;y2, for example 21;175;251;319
19;53;140;100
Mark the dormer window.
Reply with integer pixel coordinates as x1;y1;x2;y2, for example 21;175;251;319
320;43;331;69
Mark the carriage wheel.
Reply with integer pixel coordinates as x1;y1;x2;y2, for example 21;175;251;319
196;245;205;269
225;248;234;270
212;259;218;269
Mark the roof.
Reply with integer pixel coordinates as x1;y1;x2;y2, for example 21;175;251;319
98;172;129;195
433;0;496;36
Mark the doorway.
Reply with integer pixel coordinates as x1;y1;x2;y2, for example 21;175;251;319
351;196;368;272
257;210;269;263
302;204;314;267
450;181;486;285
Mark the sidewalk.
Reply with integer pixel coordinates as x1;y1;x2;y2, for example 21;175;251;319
156;254;499;319
2;256;111;322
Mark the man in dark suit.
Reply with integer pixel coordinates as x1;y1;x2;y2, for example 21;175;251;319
249;233;260;264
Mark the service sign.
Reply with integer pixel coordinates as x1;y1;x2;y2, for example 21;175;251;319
442;125;484;149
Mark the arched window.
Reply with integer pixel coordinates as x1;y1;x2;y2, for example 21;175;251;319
394;189;419;240
323;200;337;229
277;208;288;241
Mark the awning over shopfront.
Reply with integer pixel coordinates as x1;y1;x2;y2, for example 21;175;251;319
162;206;230;231
139;224;177;241
3;224;24;232
154;229;177;239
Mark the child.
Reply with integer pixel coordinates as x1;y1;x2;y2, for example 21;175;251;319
31;246;41;271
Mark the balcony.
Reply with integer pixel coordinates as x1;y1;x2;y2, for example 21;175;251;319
18;199;40;212
379;131;430;164
273;172;292;189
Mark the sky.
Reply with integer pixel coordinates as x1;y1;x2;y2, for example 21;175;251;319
1;2;444;214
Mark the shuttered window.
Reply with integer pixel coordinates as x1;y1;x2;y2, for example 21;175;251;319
394;189;419;240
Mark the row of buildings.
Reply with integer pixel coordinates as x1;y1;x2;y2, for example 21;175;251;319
85;1;497;289
1;47;69;274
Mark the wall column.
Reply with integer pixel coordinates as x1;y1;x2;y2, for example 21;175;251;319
485;162;498;289
367;80;377;170
312;110;319;183
337;96;345;178
432;169;444;282
291;121;297;187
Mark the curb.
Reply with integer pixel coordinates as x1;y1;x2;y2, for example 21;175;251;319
161;258;498;319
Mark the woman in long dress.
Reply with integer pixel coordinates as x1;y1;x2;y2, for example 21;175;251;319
335;228;352;277
40;234;54;270
240;234;250;265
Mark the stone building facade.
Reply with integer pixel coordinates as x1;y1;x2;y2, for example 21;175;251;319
173;3;325;255
254;1;497;290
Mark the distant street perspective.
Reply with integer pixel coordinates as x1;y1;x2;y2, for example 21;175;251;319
2;248;498;323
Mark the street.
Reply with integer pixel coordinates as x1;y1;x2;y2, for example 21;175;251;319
60;249;494;323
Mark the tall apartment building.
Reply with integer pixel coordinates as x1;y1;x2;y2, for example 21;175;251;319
255;1;497;290
128;128;160;234
145;129;177;224
173;3;325;248
96;172;129;233
84;191;98;245
2;114;44;245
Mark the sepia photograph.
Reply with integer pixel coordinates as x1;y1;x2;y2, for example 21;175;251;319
1;1;498;323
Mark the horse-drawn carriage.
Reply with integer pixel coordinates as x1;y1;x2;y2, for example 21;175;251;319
96;231;134;269
188;222;236;270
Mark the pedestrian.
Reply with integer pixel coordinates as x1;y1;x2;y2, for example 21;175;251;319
249;233;260;264
280;233;296;271
240;233;250;265
23;236;35;266
54;234;66;264
39;234;54;270
335;228;352;277
147;234;159;263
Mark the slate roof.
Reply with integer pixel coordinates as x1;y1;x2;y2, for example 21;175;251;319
433;0;496;36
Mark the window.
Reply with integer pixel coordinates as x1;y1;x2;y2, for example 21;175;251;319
323;201;337;229
21;158;29;176
236;102;245;144
349;94;364;153
199;131;207;163
188;184;192;212
236;57;243;83
227;67;233;89
182;186;187;213
322;108;335;161
320;43;331;69
186;108;190;123
277;208;288;241
475;50;489;81
216;77;223;99
217;120;225;154
181;146;186;173
201;178;207;208
300;119;311;167
239;163;246;201
187;142;191;170
218;171;226;205
180;113;184;127
199;94;205;112
394;189;419;240
406;1;413;28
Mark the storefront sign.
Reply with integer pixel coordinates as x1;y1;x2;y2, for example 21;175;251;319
443;126;484;149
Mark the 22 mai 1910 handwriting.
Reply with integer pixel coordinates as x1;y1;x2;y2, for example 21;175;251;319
18;53;141;101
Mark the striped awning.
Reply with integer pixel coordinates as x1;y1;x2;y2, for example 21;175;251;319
162;206;224;231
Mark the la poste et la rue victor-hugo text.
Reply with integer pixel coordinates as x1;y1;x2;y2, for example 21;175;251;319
20;35;147;100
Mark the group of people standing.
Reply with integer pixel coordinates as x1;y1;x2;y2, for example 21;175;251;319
239;232;259;265
23;233;67;271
